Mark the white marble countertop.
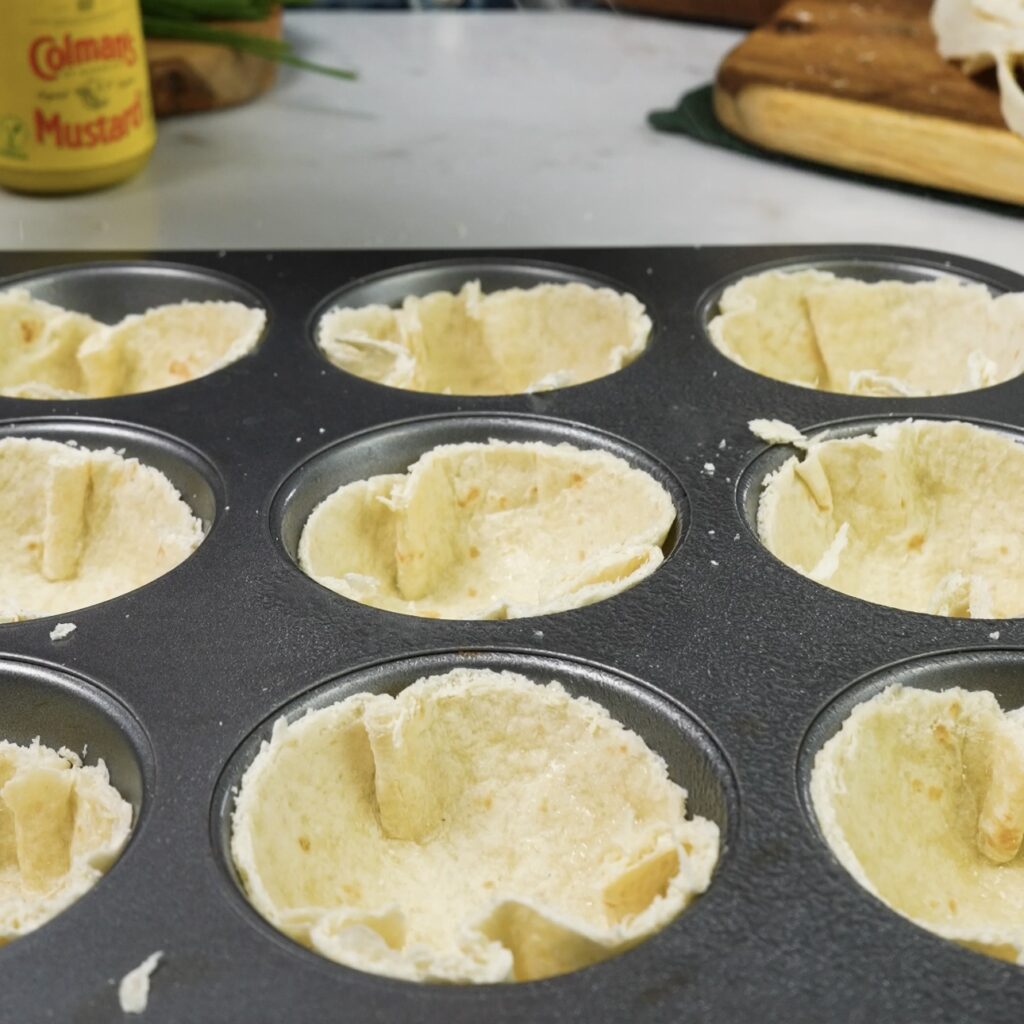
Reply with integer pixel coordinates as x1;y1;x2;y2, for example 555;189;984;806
2;10;1019;273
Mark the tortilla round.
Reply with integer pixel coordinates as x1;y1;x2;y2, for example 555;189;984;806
0;289;264;399
709;270;1024;396
231;668;720;983
758;420;1024;618
298;440;675;619
932;0;1024;138
317;280;650;395
812;684;1024;964
0;738;131;945
0;437;205;621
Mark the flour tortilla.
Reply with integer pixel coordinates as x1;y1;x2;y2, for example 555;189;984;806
298;440;675;620
0;290;265;399
758;420;1024;618
748;418;809;447
0;289;103;398
709;269;833;388
709;270;1024;396
317;280;651;395
231;668;719;983
0;437;205;621
0;739;131;945
932;0;1024;138
812;684;1024;964
77;301;265;397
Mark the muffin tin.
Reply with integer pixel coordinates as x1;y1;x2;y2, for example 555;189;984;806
1;244;1024;1022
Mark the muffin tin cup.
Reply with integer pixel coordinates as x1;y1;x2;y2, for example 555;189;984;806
697;253;1024;402
739;411;1024;511
0;416;222;526
308;257;654;396
270;411;690;604
797;648;1024;963
736;413;1024;614
0;259;269;403
697;251;1019;323
799;647;1024;821
0;656;152;958
0;416;222;624
0;654;150;820
212;649;738;972
1;246;1024;1021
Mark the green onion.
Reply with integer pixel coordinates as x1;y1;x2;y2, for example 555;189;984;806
141;2;357;81
144;0;277;20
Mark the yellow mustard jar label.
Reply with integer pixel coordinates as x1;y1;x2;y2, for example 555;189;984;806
0;0;155;185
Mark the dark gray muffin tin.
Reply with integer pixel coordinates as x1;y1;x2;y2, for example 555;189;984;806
1;245;1023;1023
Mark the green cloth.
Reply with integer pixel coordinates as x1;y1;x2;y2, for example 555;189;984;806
649;85;1022;216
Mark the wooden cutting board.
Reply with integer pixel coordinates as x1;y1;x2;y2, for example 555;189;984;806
146;8;281;119
612;0;785;26
713;0;1024;205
